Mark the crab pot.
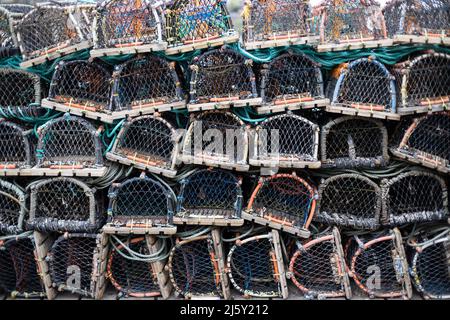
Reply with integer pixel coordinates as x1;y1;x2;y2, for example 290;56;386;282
105;174;177;234
316;174;382;230
288;227;351;299
321;116;389;168
188;48;259;110
165;0;236;51
408;226;450;299
175;169;244;226
250;113;320;169
0;233;45;298
347;228;412;299
46;233;109;299
331;58;397;118
111;55;185;112
0;4;32;47
28;177;104;233
106;115;179;178
0;179;26;235
317;0;387;45
244;173;316;238
259;52;325;113
46;60;112;114
383;0;450;41
35;116;104;170
242;0;314;48
227;230;288;298
381;170;448;225
0;120;34;170
107;235;173;298
390;112;450;173
181;111;249;171
392;52;450;112
168;228;230;299
92;0;166;56
16;4;95;67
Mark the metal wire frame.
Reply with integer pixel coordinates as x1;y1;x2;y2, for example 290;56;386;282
392;52;450;112
347;228;413;298
321;116;389;169
27;177;104;233
168;230;228;298
315;173;382;230
46;233;107;298
0;119;34;170
175;169;243;224
381;170;449;226
165;0;235;48
241;0;314;48
0;179;26;235
288;227;352;299
408;226;450;299
181;110;250;171
107;236;162;298
317;0;387;44
107;174;176;232
0;68;42;112
390;112;450;173
245;173;317;237
0;233;46;298
259;52;325;110
188;47;258;108
111;55;185;112
47;60;112;114
93;0;166;53
383;0;450;38
331;57;397;114
227;230;288;298
106;115;180;177
35;115;104;170
250;113;320;169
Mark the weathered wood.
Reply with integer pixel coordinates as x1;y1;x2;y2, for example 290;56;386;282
90;42;167;58
394;34;450;46
241;211;310;238
271;230;288;299
256;98;330;115
187;97;262;112
33;231;58;300
94;232;110;300
165;34;239;56
102;224;177;235
390;149;449;174
248;158;322;169
397;104;448;116
0;166;108;177
326;104;401;121
146;235;173;299
211;228;231;300
244;36;319;50
173;216;244;227
317;39;394;53
180;154;250;172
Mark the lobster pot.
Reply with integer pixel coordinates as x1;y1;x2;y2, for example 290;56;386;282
92;0;165;56
259;52;325;113
105;175;176;234
188;48;259;110
0;233;45;298
242;0;313;49
244;173;316;238
175;169;243;226
347;229;412;298
46;233;109;298
36;116;104;170
46;60;112;114
317;0;386;44
316;174;382;230
0;120;34;170
0;179;26;235
111;56;184;112
409;227;450;299
321;117;389;168
165;0;236;51
383;0;450;41
168;229;229;299
390;112;450;173
181;111;249;171
392;52;450;112
288;228;351;299
106;115;179;178
381;171;448;225
227;230;288;298
107;235;172;298
0;4;32;47
331;58;397;118
250;113;320;168
28;177;104;233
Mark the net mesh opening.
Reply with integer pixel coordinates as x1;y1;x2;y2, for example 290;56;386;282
0;179;26;235
0;120;34;169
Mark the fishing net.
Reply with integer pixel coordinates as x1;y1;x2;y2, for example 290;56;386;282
0;179;26;235
0;119;34;170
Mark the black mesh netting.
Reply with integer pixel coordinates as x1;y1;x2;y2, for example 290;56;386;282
0;180;26;235
0;120;34;169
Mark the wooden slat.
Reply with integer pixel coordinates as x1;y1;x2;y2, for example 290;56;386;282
173;216;244;227
241;211;310;238
0;167;108;177
146;235;173;299
33;231;58;300
102;224;177;235
244;36;319;50
255;98;330;115
187;97;262;112
90;42;167;58
165;34;239;55
317;39;394;53
211;228;231;300
326;104;401;121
